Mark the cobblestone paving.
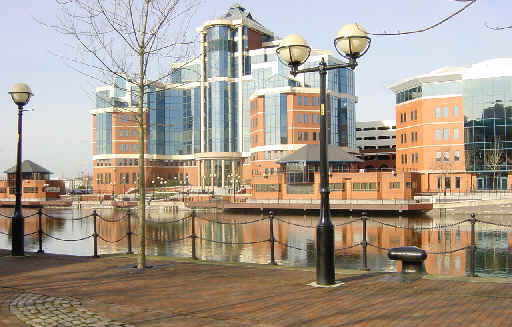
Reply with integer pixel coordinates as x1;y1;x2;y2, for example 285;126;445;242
9;293;133;327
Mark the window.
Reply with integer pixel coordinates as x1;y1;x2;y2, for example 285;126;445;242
312;114;318;124
297;132;303;141
120;144;124;152
437;176;442;189
443;106;449;117
454;150;460;161
298;114;303;123
453;106;459;117
23;187;38;193
265;151;269;160
389;182;400;189
297;96;302;105
436;129;441;140
453;128;459;139
304;114;309;123
132;173;137;184
443;128;449;140
132;144;137;152
304;132;309;141
312;97;317;105
304;96;309;105
455;176;461;189
445;176;451;189
312;132;317;141
413;110;418;120
436;152;442;162
435;107;441;118
444;152;450;161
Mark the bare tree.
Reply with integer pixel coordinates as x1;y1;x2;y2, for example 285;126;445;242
486;139;505;190
432;148;459;196
51;0;199;270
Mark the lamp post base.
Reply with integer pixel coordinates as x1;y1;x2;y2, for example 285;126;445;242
316;224;335;285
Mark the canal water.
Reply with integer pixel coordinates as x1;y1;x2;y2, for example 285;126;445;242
1;207;512;277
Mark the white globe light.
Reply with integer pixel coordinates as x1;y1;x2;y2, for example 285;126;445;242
277;34;311;65
9;83;33;106
335;23;369;57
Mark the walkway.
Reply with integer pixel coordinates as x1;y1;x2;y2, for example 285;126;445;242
1;251;511;326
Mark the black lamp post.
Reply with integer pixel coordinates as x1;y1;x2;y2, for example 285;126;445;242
277;24;370;285
8;83;33;257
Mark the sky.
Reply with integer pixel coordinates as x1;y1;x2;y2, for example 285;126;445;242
1;0;511;178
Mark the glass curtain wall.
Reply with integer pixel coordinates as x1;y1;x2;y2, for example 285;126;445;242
464;76;512;189
96;113;112;154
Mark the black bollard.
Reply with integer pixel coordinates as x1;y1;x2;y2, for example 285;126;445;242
93;210;99;258
470;213;476;277
361;212;369;271
37;208;44;254
269;211;276;265
191;210;197;260
127;210;133;255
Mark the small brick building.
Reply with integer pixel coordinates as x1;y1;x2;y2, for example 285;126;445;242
0;160;65;201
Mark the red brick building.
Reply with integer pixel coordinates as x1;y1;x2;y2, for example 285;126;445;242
0;160;65;201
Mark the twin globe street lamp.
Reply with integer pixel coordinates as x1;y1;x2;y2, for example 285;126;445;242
8;83;34;257
276;24;370;286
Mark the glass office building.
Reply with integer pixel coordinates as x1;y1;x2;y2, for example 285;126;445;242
91;4;358;190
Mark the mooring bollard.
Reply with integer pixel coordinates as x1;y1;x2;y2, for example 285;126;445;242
269;211;276;265
93;210;99;258
127;210;133;255
191;210;197;260
470;213;476;277
361;211;369;271
37;208;44;254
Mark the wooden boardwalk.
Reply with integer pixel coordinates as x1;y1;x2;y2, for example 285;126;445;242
0;252;511;326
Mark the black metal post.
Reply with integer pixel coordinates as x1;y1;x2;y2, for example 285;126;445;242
269;211;276;265
361;212;369;271
191;210;197;260
37;208;44;254
470;213;476;277
93;209;99;258
12;105;24;256
127;210;133;254
316;59;335;285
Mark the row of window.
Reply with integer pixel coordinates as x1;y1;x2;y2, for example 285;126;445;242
119;113;137;123
400;110;418;123
401;153;419;164
119;144;138;152
297;95;320;106
119;129;137;137
400;132;418;144
297;131;318;141
0;187;40;194
435;128;459;141
251;150;288;162
435;151;461;162
297;113;319;124
97;173;138;185
435;106;459;119
437;176;461;189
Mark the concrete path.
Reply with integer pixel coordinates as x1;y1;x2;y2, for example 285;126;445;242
1;251;512;326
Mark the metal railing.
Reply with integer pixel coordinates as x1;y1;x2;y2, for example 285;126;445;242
0;209;511;277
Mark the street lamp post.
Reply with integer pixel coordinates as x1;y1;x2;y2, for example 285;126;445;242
8;83;33;257
277;24;370;285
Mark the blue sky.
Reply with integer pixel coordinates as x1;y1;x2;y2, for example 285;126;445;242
1;0;510;178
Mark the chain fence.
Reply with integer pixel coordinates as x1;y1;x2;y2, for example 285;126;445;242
0;209;508;276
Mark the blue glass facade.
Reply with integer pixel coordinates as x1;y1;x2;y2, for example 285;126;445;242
264;94;288;145
95;113;112;154
464;77;512;186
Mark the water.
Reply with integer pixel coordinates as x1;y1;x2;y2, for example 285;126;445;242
1;207;512;277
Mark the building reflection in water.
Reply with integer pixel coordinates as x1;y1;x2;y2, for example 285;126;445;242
1;208;512;276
